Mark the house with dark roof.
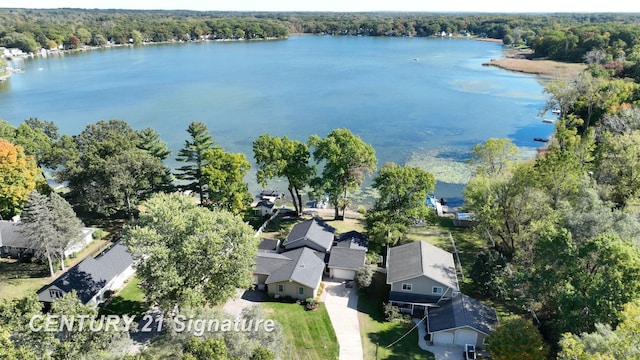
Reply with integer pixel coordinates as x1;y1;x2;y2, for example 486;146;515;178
254;247;325;299
327;230;368;280
0;219;96;259
386;241;498;349
37;241;135;307
257;238;280;253
282;217;335;253
255;200;276;217
427;294;498;348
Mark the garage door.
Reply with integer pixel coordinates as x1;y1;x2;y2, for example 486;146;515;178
332;268;355;280
433;332;454;345
454;329;478;347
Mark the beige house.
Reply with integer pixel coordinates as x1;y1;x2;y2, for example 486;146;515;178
254;247;325;300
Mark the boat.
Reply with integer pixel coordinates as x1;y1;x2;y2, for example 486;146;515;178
542;118;555;124
551;109;561;115
534;137;549;142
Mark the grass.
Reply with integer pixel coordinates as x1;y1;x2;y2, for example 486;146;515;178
262;302;339;360
358;273;435;360
99;276;148;320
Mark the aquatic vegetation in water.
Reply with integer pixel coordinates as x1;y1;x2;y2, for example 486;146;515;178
406;146;473;185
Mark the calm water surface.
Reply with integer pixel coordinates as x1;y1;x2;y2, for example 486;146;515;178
0;36;550;204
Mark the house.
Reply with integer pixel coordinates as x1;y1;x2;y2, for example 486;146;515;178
255;200;276;217
387;241;460;315
327;231;368;280
282;217;335;253
328;247;366;280
386;241;498;349
427;293;498;348
0;220;95;258
254;247;325;299
37;241;135;308
259;189;285;203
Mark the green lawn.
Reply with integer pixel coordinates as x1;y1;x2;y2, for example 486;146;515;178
262;302;339;360
99;276;148;319
358;273;435;360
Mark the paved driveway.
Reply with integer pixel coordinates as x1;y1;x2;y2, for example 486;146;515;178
223;288;268;317
323;280;363;360
414;318;465;359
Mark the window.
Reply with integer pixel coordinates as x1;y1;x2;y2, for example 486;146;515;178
299;287;305;295
278;284;284;292
49;289;63;299
402;283;412;291
432;286;443;295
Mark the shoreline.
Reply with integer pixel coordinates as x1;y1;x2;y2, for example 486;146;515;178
482;48;586;78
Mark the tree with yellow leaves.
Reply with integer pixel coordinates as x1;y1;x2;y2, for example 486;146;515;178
0;139;38;218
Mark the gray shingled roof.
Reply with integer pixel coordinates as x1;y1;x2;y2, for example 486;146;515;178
256;200;275;209
254;252;292;275
37;241;133;304
258;238;280;252
283;218;335;251
387;241;459;291
0;220;28;249
427;294;498;335
262;247;325;289
328;247;366;270
335;230;368;251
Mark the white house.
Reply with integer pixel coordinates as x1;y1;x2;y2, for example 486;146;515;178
0;219;95;258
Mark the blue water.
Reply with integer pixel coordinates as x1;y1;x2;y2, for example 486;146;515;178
0;36;550;205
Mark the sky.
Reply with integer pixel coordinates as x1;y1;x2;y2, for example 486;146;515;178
1;0;640;13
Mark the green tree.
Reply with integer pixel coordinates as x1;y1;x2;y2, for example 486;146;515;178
469;249;508;298
124;193;258;310
309;128;377;220
253;134;315;215
201;147;251;214
354;265;374;289
175;122;215;205
488;316;549;360
0;139;38;218
595;130;640;208
0;328;36;360
366;162;435;249
251;347;275;360
182;337;228;360
468;138;518;177
56;120;171;217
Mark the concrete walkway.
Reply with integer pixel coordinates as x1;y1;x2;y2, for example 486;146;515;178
323;280;364;360
414;318;464;360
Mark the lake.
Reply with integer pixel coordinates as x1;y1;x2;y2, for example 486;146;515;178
0;36;550;205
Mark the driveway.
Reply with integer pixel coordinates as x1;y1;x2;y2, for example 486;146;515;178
323;280;363;360
414;318;465;359
222;288;269;317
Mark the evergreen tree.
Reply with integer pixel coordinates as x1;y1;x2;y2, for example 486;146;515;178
175;122;215;205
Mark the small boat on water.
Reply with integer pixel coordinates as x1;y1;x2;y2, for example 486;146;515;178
551;109;561;115
542;118;555;124
534;137;549;143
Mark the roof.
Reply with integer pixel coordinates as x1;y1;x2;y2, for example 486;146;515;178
386;241;459;291
335;230;368;251
259;247;325;289
256;200;275;209
0;220;26;249
283;218;335;251
258;238;280;252
389;291;441;305
328;247;366;270
427;293;498;335
37;241;133;304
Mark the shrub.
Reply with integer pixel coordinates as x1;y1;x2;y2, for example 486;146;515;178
354;265;374;289
383;302;401;322
92;229;105;240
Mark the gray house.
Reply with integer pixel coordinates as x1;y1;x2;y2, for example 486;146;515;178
387;241;460;315
254;247;325;300
327;231;368;280
37;241;135;308
427;293;498;348
386;241;498;349
282;217;335;253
